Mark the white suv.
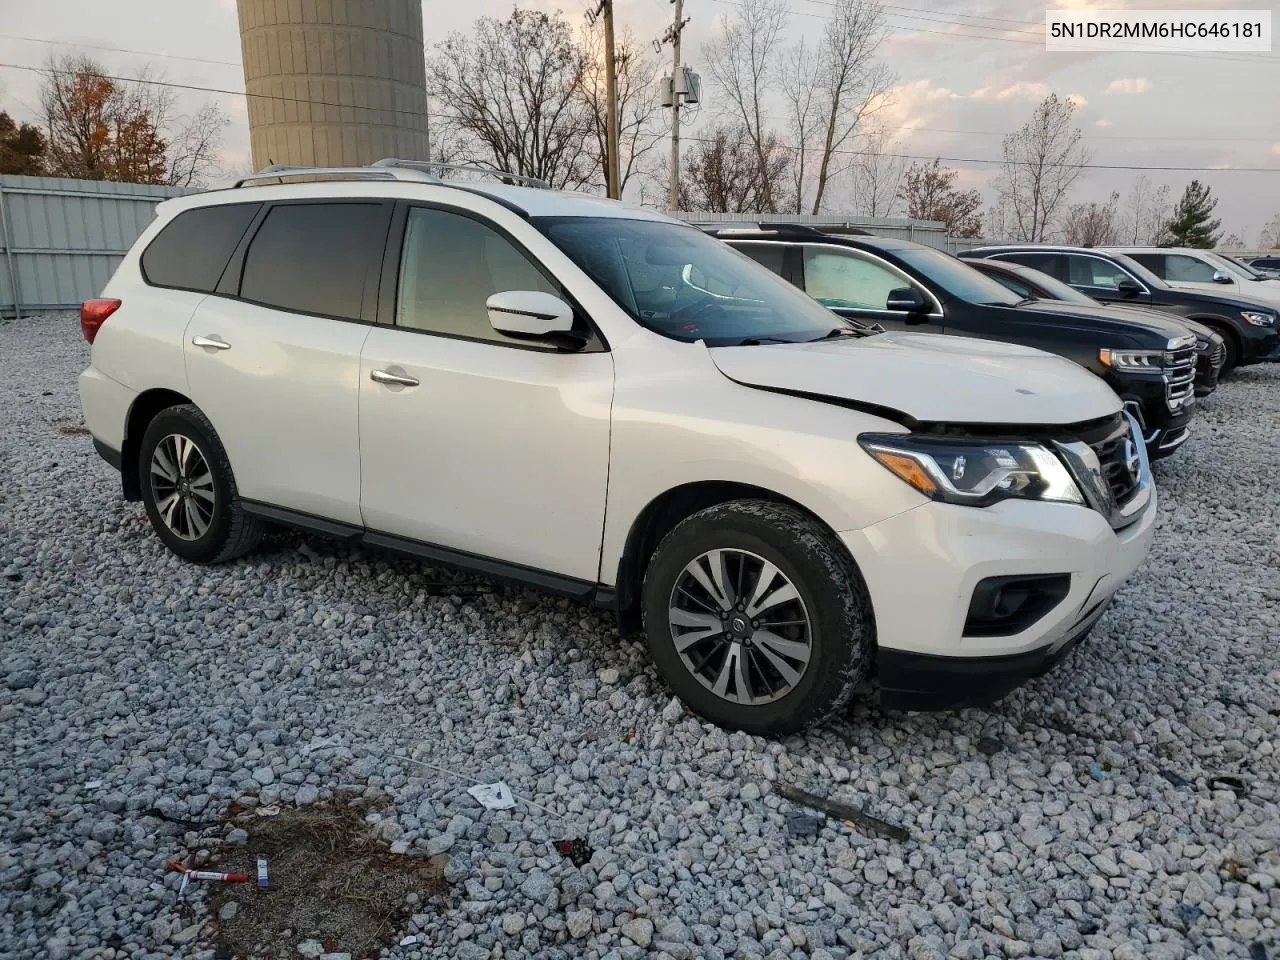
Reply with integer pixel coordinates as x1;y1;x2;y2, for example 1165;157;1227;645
79;160;1157;734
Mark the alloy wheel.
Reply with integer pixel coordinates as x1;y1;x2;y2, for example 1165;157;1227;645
668;548;813;705
149;433;215;541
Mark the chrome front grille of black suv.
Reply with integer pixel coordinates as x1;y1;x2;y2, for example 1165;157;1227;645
1163;339;1196;410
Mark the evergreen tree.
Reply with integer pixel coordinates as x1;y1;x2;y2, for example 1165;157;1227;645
1162;180;1221;248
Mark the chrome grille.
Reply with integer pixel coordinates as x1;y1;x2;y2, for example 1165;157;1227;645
1163;341;1196;410
1052;412;1152;531
1090;422;1141;505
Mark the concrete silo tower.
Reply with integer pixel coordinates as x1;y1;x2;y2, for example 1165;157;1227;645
236;0;429;169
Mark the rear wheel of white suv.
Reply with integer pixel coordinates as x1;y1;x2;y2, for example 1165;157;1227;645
138;404;263;564
641;500;873;735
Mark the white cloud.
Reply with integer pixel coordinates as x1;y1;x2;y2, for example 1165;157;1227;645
1096;119;1114;128
1106;77;1153;95
1066;94;1088;108
971;81;1050;101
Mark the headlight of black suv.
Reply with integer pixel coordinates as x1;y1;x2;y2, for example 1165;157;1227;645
1241;310;1276;328
858;435;1085;507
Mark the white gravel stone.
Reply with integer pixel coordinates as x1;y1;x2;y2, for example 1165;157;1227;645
2;313;1279;960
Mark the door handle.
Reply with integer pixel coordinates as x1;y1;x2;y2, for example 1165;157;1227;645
192;335;231;350
370;368;420;387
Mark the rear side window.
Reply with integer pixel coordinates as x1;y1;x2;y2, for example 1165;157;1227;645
141;203;260;293
1063;255;1129;290
996;252;1061;279
732;242;785;276
239;202;385;321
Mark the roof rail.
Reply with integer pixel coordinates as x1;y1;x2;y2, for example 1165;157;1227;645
231;164;433;188
230;160;548;191
372;158;549;189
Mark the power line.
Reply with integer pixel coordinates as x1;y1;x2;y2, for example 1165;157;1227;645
1;61;1274;174
0;33;241;68
721;0;1277;67
676;133;1279;172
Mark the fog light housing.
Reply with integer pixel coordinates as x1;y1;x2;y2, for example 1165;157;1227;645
964;574;1071;637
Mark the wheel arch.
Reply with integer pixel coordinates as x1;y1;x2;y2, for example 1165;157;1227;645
121;388;195;500
611;480;865;636
1187;313;1242;361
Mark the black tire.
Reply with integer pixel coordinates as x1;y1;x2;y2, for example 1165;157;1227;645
138;404;263;564
1206;323;1239;376
641;499;873;735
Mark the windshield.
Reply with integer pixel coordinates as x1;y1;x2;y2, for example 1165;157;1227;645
1208;252;1264;280
893;246;1022;305
1108;252;1169;290
1008;264;1099;305
534;217;840;344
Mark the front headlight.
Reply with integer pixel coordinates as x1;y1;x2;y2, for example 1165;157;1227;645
1098;348;1162;371
858;435;1085;507
1242;310;1276;327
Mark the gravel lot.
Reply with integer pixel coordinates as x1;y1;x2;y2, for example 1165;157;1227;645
2;312;1279;960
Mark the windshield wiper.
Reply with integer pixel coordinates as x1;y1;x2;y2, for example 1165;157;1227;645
1006;297;1039;307
811;323;880;340
734;336;796;346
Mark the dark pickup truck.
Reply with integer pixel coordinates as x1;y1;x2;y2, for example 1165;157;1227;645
705;225;1198;459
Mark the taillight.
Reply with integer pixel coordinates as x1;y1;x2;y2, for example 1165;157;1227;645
81;298;121;344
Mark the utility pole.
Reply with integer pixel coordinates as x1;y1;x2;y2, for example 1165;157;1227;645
656;0;690;211
669;0;683;210
603;1;620;199
589;0;621;199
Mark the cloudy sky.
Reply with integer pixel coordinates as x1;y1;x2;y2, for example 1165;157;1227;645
0;0;1276;242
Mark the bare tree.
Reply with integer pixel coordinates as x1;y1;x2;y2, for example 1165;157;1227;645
1061;192;1121;246
1120;175;1173;245
849;122;903;218
703;0;790;211
165;102;227;187
1258;212;1280;249
807;0;893;213
677;125;791;213
428;9;594;189
898;158;983;237
985;197;1015;241
992;93;1091;242
579;26;665;196
780;38;821;214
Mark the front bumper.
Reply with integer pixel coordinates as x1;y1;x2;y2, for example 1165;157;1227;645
1242;327;1280;364
840;489;1157;710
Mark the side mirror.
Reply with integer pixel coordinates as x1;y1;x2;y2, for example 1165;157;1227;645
1212;269;1232;283
1116;277;1143;298
486;290;576;338
886;286;928;315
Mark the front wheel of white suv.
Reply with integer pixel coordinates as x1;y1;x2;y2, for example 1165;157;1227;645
138;404;263;564
641;499;873;735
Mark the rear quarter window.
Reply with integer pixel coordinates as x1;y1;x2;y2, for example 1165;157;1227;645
140;203;261;293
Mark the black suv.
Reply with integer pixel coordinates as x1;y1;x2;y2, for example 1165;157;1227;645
705;225;1198;458
960;245;1280;373
966;257;1226;396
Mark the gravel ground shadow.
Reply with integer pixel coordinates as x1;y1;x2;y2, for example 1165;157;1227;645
206;799;449;959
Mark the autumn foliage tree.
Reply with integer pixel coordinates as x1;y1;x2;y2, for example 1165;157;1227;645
40;55;225;185
0;111;47;175
898;158;982;237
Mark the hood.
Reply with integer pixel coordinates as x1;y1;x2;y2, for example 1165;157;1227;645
1010;299;1193;344
708;332;1121;426
1169;285;1280;313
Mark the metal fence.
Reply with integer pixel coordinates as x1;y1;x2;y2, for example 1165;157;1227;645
0;175;194;318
